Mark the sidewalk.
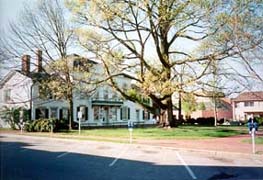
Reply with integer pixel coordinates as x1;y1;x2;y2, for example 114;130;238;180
1;129;263;156
136;132;263;155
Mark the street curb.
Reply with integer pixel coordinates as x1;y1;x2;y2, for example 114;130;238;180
1;133;262;160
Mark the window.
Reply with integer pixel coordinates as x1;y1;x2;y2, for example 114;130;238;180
94;91;100;100
244;101;254;107
4;89;11;102
104;89;109;100
93;106;101;121
50;108;58;119
143;110;150;120
35;108;49;119
121;106;130;120
109;107;117;121
136;109;140;121
59;108;69;120
77;106;88;121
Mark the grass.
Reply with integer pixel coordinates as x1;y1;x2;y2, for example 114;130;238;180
58;125;248;140
1;126;249;142
242;136;263;145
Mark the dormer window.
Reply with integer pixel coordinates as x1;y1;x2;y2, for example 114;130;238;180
73;59;82;69
73;58;91;71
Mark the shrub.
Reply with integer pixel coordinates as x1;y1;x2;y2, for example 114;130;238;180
25;119;54;132
256;117;263;126
196;117;214;126
25;118;68;132
1;106;30;130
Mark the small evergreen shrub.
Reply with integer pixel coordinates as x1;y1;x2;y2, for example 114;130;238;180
25;118;68;132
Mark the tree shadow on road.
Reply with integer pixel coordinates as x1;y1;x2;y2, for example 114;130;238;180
0;138;262;180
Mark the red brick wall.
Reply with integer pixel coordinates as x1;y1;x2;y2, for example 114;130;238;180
202;110;233;120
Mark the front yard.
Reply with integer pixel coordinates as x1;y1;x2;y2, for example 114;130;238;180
62;125;248;139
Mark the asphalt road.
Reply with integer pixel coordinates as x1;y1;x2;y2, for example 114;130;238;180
0;134;263;180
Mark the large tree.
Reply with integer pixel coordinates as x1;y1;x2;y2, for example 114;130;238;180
67;0;262;127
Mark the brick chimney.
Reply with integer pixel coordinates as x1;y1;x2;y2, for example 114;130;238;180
36;49;43;73
22;55;30;75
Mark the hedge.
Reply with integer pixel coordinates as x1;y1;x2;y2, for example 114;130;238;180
24;118;68;132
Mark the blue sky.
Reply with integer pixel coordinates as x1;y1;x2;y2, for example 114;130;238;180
0;0;27;31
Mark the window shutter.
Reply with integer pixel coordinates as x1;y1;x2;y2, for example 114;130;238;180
120;108;123;120
45;109;49;119
148;112;150;120
36;109;40;119
128;108;130;120
59;109;63;120
85;107;88;120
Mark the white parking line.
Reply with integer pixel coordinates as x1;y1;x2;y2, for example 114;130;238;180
176;152;197;180
57;152;70;158
109;145;130;167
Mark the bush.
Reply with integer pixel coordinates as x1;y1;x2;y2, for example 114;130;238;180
25;119;55;132
255;117;263;126
25;118;69;132
2;107;30;130
196;117;214;126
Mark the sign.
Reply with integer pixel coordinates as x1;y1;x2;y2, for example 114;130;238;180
78;111;82;135
127;120;134;143
128;120;134;131
78;111;83;120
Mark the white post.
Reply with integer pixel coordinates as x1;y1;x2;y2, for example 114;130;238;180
251;128;255;154
129;129;133;144
128;120;133;144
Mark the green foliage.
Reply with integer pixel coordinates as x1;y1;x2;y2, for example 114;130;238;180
24;118;69;132
182;93;197;117
2;106;29;130
198;102;206;111
24;119;52;132
255;117;263;126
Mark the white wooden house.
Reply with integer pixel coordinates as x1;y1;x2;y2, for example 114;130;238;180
0;51;154;127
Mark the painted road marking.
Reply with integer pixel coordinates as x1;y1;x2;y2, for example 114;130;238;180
57;152;70;158
109;145;130;167
176;151;197;180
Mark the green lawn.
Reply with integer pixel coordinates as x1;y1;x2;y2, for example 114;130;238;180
1;126;249;141
243;136;263;145
59;126;248;140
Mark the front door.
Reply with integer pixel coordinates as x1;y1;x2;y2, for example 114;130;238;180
102;107;109;124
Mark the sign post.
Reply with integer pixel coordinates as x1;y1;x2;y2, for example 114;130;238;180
248;119;258;154
128;120;134;144
251;128;255;154
78;111;82;135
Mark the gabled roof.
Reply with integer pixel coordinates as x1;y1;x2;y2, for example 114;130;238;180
0;70;17;88
232;91;263;102
0;69;50;89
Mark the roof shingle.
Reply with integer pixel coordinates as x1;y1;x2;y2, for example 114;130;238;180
232;91;263;102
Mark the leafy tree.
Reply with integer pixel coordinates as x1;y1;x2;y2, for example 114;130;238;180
182;93;197;119
67;0;262;127
1;0;84;130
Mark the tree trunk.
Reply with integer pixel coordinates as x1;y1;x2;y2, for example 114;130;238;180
167;95;175;127
68;98;73;130
178;91;182;123
213;97;218;127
